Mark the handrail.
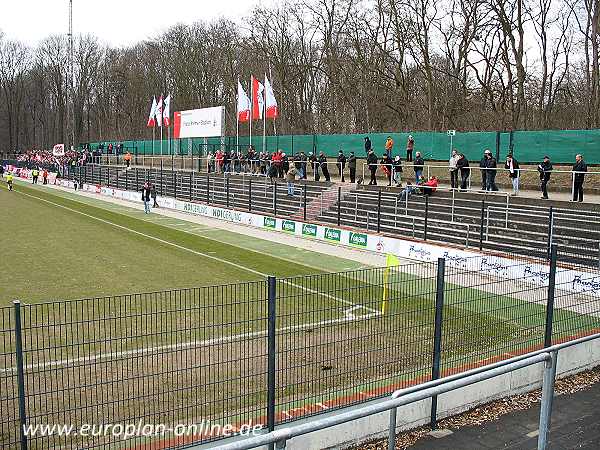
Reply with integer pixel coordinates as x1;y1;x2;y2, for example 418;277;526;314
209;332;600;450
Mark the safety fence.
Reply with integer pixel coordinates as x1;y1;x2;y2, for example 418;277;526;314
57;163;600;269
78;128;600;163
1;247;599;449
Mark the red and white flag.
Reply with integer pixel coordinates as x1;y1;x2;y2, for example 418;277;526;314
155;95;164;128
162;95;171;127
251;76;264;121
237;82;251;122
147;96;157;127
264;76;279;119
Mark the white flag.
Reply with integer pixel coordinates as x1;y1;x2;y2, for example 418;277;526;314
162;95;171;127
147;96;157;127
155;96;164;128
265;76;279;119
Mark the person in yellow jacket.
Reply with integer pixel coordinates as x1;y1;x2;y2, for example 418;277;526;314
6;172;14;191
385;136;394;157
32;168;39;184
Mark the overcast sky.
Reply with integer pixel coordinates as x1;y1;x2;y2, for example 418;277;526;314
0;0;267;47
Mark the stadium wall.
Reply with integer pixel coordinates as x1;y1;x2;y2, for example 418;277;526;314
81;129;600;164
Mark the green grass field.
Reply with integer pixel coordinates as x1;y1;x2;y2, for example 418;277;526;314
1;179;599;449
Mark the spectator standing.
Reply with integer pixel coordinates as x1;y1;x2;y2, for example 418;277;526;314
572;154;588;202
282;152;290;174
367;149;378;185
42;169;48;185
215;149;224;173
479;151;488;190
151;184;158;207
299;151;308;179
364;136;372;154
537;155;553;199
406;135;415;162
286;166;298;196
309;152;319;181
456;153;470;190
385;136;394;157
392;155;403;187
449;149;460;189
319;151;331;182
223;150;231;173
484;150;498;191
124;151;132;168
348;151;357;183
337;150;347;182
381;153;393;186
413;151;424;183
142;182;151;214
505;154;520;196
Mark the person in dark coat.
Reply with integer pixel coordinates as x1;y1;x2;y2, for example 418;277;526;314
364;136;372;154
381;154;393;186
319;151;330;182
309;152;319;181
479;151;488;190
505;154;520;196
572;154;588;202
392;155;403;186
456;153;470;190
142;182;151;214
413;152;424;183
366;149;378;185
337;150;347;182
537;155;553;199
151;184;158;207
484;150;498;191
299;151;308;179
348;151;357;183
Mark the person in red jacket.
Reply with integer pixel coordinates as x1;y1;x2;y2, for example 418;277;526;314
422;176;438;196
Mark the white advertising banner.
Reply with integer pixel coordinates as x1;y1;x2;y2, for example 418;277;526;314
173;107;225;139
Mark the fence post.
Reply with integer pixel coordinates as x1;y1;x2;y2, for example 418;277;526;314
377;189;382;233
248;179;252;212
125;169;128;191
547;206;554;260
538;351;558;450
13;300;28;450
173;171;177;200
303;186;307;221
337;186;341;226
226;176;230;208
135;167;139;192
478;199;485;250
160;160;164;196
424;195;429;241
267;276;277;443
273;182;278;216
189;171;193;201
544;244;558;348
430;258;446;430
206;174;210;204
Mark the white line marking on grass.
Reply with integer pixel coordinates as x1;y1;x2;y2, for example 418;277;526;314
0;311;379;373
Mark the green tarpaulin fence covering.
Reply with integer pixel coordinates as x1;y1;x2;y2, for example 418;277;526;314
82;129;600;164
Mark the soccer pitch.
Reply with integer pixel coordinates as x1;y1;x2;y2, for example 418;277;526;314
1;180;599;449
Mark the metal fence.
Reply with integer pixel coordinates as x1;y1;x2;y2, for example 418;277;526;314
1;247;600;449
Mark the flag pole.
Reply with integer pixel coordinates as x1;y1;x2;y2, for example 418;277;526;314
236;80;240;150
249;76;253;147
160;126;163;155
152;127;155;156
263;73;267;153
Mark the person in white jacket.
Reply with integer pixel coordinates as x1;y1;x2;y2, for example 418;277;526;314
449;149;460;189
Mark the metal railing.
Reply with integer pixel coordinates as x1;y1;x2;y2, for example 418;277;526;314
210;332;600;450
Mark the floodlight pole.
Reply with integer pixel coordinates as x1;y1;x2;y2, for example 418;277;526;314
68;0;75;152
